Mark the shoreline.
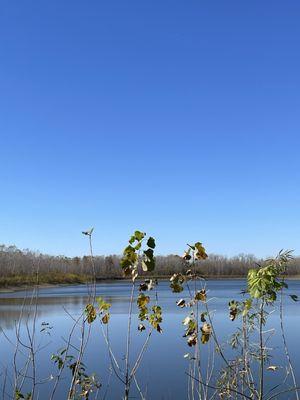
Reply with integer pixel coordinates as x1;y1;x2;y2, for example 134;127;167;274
1;275;300;293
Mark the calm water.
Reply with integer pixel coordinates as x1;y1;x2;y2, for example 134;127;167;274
0;280;300;399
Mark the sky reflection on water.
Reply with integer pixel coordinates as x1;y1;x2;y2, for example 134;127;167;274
0;280;300;399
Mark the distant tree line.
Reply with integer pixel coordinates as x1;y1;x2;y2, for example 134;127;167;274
1;244;300;282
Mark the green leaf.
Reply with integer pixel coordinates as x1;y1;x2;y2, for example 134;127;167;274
137;293;150;308
15;390;25;399
200;323;212;344
134;242;142;250
147;237;156;249
129;235;136;244
201;333;210;344
149;304;163;332
195;290;206;302
194;242;208;260
85;304;97;324
97;297;111;311
242;299;252;316
170;273;185;292
200;312;207;322
129;230;145;244
120;243;138;277
123;245;135;256
142;259;155;272
134;230;146;241
170;282;183;293
144;248;154;259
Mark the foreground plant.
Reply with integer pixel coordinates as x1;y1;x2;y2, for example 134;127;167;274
51;349;100;399
170;245;300;400
170;242;216;399
216;250;299;400
84;230;163;400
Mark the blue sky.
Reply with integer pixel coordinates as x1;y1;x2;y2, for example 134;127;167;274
0;0;300;258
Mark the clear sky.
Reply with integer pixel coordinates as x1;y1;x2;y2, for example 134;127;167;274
0;0;300;258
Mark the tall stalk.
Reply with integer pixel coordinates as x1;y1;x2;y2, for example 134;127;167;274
279;285;299;400
124;281;135;400
258;299;264;400
68;228;97;400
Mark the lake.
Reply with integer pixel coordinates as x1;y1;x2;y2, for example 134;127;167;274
0;280;300;399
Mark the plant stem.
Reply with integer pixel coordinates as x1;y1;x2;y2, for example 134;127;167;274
258;299;265;400
124;281;135;400
279;286;299;400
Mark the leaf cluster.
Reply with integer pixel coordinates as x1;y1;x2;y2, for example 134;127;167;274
120;231;156;281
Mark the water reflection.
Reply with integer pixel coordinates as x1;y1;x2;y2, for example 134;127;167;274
0;280;299;399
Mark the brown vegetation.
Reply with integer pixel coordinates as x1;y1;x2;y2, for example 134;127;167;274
1;244;300;287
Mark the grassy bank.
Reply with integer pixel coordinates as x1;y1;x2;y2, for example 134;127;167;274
0;272;89;288
1;271;300;290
